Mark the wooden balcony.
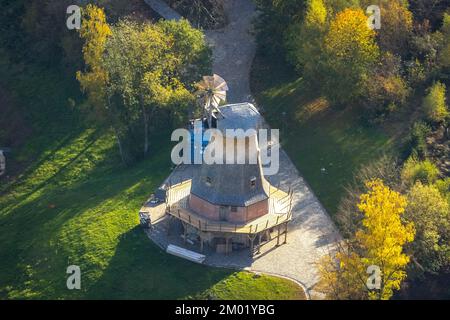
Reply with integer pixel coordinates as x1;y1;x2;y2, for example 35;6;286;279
168;204;291;235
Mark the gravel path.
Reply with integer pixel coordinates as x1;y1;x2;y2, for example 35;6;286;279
144;0;341;299
204;0;257;103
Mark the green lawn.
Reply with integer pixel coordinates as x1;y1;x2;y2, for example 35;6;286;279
199;272;306;300
0;52;305;300
251;54;397;214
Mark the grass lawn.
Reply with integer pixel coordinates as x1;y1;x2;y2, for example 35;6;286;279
0;52;305;300
251;54;398;214
199;272;306;300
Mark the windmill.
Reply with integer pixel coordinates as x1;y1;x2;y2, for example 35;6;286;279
196;74;228;128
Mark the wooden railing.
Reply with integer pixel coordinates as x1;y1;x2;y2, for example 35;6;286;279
166;179;191;207
168;204;291;235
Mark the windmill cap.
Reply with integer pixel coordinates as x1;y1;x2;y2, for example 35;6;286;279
216;103;261;134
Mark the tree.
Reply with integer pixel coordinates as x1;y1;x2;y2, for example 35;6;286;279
364;53;410;118
439;13;450;68
285;0;328;73
406;182;450;273
75;5;129;165
319;180;414;300
410;20;445;81
254;0;306;57
317;246;368;300
102;19;208;157
337;155;401;238
423;81;448;123
323;8;380;105
77;4;112;110
409;0;449;27
376;0;413;57
157;19;212;88
356;180;415;299
325;0;360;14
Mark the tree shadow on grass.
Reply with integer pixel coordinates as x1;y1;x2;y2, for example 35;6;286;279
0;129;100;208
0;148;170;298
86;226;233;300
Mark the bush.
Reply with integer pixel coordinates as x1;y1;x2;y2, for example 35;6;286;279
401;156;440;186
435;178;450;205
423;81;448;123
410;121;432;158
406;59;427;86
406;182;450;274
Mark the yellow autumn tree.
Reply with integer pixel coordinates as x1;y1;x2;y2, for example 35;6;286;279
357;179;415;299
76;4;112;115
75;5;128;164
323;8;379;104
317;180;415;300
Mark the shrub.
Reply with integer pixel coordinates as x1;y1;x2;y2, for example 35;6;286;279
423;82;448;123
401;156;440;186
435;178;450;204
410;121;431;158
406;182;450;273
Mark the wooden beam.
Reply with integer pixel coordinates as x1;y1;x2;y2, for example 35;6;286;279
225;237;229;256
166;216;171;236
284;222;288;244
276;224;281;246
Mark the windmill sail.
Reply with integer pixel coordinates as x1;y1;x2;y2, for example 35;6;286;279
196;74;228;127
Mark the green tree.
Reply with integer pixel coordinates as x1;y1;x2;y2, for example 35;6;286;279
410;20;445;81
102;19;209;157
158;19;212;85
423;81;448;123
254;0;306;57
406;182;450;273
286;0;328;74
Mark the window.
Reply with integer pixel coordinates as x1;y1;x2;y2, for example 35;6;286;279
205;176;212;186
231;206;237;212
250;177;256;188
